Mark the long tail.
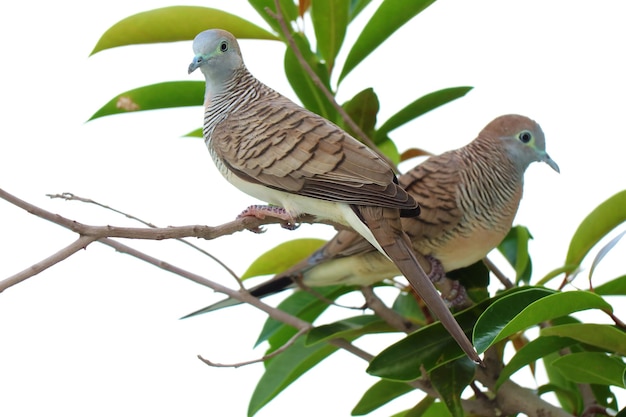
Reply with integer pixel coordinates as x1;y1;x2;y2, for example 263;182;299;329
358;205;481;363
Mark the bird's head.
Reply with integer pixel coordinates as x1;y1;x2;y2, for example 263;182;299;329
483;114;560;174
188;29;243;84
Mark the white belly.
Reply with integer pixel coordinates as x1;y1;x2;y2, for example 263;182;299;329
225;170;388;257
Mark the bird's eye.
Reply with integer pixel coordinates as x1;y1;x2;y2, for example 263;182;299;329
518;131;532;143
220;41;229;52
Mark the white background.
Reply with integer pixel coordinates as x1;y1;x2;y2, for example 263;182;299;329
1;1;625;416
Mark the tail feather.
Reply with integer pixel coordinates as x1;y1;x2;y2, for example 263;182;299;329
358;205;481;363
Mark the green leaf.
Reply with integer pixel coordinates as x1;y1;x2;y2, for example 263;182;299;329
536;380;581;414
430;357;475;417
306;315;390;345
91;6;277;55
551;352;626;387
349;0;373;21
594;275;626;296
474;289;613;353
339;0;436;82
495;335;577;389
541;323;626;355
88;81;204;121
497;226;533;284
311;0;349;73
392;291;426;324
283;32;337;120
241;238;326;280
351;379;415;415
367;305;483;380
255;285;353;348
377;138;400;165
183;128;203;138
375;87;473;140
342;88;379;139
248;336;338;416
565;190;626;270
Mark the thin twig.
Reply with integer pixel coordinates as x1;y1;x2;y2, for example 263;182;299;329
360;286;417;333
0;235;96;293
197;327;309;368
266;1;398;172
48;192;243;288
483;256;515;289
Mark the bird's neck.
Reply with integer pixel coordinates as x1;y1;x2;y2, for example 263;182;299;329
202;67;261;144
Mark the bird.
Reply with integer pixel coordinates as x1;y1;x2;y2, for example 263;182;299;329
188;29;551;363
184;114;560;315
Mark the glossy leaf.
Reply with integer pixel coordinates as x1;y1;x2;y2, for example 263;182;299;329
536;379;581;414
594;275;626;296
392;291;426;324
342;88;379;139
241;238;326;280
255;285;353;348
495;335;577;389
248;336;338;416
541;323;626;355
352;379;415;415
284;32;336;120
305;315;390;345
474;289;613;353
565;190;626;270
91;6;277;55
88;81;204;121
367;306;483;380
497;226;533;283
311;0;349;72
551;352;626;387
430;357;475;417
375;87;473;140
339;0;436;82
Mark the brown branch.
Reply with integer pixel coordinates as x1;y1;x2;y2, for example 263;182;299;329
0;235;97;293
266;1;398;172
1;187;325;240
48;192;243;288
197;327;310;368
483;256;515;289
360;286;418;333
476;348;574;417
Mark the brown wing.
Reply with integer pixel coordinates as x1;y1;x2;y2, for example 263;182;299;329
211;93;417;212
399;151;465;253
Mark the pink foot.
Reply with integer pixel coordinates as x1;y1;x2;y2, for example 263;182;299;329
426;255;471;308
237;205;299;233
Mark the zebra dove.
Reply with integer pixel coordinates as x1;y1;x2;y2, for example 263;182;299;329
184;113;559;319
188;30;554;362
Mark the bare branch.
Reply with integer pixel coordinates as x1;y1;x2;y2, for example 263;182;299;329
360;286;418;333
1;187;328;241
48;191;243;288
197;327;309;368
483;256;515;289
0;235;97;293
265;1;398;172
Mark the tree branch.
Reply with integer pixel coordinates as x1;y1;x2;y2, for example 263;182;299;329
0;235;96;292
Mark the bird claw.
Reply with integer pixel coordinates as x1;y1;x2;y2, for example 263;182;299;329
237;204;299;232
426;255;472;309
